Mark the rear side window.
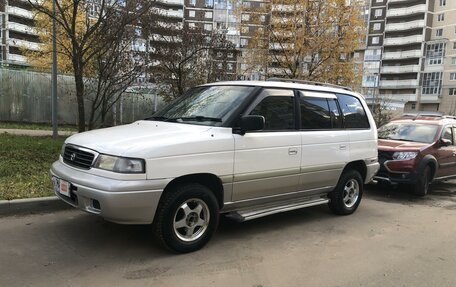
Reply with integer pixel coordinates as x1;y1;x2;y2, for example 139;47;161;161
249;89;295;131
299;96;331;130
336;94;370;129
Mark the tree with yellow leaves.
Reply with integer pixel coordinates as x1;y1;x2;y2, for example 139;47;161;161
244;0;365;87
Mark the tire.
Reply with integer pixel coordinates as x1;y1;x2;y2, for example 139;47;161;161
413;165;432;196
329;169;363;215
153;183;219;253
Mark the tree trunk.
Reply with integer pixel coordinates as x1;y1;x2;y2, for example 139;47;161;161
74;68;86;132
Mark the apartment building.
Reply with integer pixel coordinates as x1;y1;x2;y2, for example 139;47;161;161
0;0;39;67
362;0;456;114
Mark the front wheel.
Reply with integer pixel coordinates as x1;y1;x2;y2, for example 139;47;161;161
154;183;219;253
413;165;432;196
329;169;363;215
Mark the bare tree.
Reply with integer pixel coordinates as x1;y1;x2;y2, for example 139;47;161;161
146;22;236;102
85;24;146;129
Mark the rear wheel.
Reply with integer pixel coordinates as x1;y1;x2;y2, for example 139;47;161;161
154;183;219;253
329;169;363;215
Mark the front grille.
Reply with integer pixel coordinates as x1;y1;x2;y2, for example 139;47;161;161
63;145;95;170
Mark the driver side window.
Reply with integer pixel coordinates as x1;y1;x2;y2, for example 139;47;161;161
248;89;295;131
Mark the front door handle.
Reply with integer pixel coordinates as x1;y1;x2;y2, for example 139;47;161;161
288;148;298;155
340;144;347;150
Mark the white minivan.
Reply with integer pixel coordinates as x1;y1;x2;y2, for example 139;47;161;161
50;79;379;253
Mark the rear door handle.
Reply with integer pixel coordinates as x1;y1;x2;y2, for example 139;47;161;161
340;144;347;150
288;148;298;155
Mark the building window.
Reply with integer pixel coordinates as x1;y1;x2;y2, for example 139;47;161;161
422;72;443;95
375;9;382;17
451;73;456;80
375;0;382;2
372;36;379;44
426;43;445;65
438;14;445;21
436;29;443;37
364;48;381;61
188;22;195;28
227;52;234;58
205;0;213;7
205;11;212;18
204;24;212;31
260;15;266;22
188;10;195;17
373;23;381;31
440;0;446;6
450;88;456;95
362;74;378;88
240;38;248;47
452;57;456;65
189;0;195;6
241;14;250;21
227;63;234;71
241;26;249;34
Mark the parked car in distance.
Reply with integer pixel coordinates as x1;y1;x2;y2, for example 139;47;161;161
50;79;379;253
375;113;456;196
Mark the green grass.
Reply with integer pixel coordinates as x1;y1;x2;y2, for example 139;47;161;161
0;122;78;132
0;134;66;200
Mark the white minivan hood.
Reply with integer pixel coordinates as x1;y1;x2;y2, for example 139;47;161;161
65;121;215;158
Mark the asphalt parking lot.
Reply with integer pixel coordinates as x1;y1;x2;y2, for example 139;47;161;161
1;182;456;287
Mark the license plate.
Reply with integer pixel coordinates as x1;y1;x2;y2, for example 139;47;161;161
52;177;70;197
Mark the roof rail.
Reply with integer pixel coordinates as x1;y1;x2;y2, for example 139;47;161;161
400;112;446;120
266;77;353;91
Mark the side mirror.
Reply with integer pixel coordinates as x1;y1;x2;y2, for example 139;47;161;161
440;138;452;147
239;115;265;135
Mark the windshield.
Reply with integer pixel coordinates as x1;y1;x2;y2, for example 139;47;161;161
378;122;439;143
150;85;255;126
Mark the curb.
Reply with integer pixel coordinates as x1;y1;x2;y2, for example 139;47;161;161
0;196;71;216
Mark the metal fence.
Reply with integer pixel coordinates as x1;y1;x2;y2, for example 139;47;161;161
0;68;164;126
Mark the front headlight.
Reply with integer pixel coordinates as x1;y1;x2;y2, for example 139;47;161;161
94;154;145;173
392;151;418;160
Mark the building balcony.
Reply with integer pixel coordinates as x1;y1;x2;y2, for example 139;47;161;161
380;79;419;88
381;64;420;74
386;4;426;17
156;0;183;5
382;94;417;102
385;19;425;32
8;38;41;51
6;6;34;19
388;0;419;2
7;53;28;64
8;22;37;35
156;8;183;18
420;94;440;103
382;50;422;60
383;35;423;46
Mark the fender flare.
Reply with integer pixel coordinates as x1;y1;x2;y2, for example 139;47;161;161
416;155;438;180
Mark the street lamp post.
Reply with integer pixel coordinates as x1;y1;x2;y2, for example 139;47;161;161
51;0;58;138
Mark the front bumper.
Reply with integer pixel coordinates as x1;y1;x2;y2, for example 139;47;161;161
365;162;380;184
50;160;168;224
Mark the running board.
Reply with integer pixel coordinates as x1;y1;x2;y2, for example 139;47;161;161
225;198;330;222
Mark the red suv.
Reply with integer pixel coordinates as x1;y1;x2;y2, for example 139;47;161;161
375;113;456;196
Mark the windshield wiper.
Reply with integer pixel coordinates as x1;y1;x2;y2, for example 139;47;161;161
167;116;222;122
145;116;168;121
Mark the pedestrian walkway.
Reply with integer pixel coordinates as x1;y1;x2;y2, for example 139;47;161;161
0;129;77;137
